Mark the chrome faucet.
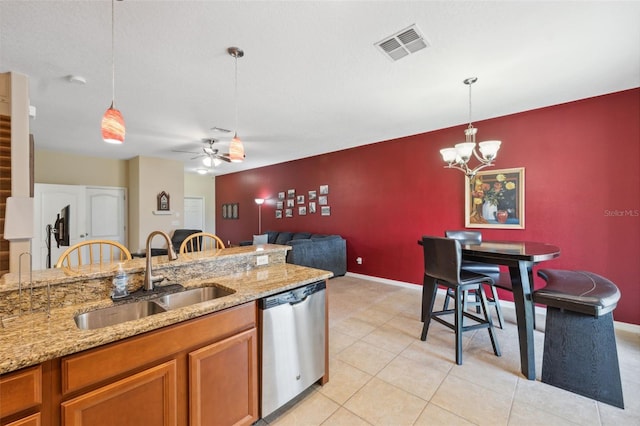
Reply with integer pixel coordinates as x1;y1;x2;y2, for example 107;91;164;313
143;231;178;291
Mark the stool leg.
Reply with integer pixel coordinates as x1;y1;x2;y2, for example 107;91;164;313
478;284;501;357
455;286;464;365
421;277;438;341
489;285;505;329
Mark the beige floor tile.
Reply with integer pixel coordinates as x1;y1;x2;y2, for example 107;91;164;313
376;354;448;401
268;390;340;426
319;358;372;405
361;323;415;354
331;316;377;339
513;378;600;425
431;375;511;426
351;306;396;327
399;340;455;374
321;407;372;425
384;313;424;337
414;403;476;426
344;377;427;425
335;340;396;375
508;400;582;425
328;328;358;357
448;351;518;396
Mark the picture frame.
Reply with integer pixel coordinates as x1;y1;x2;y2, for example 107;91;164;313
465;167;525;229
309;201;316;213
286;199;295;208
275;210;283;219
298;206;307;215
287;189;295;199
276;201;284;210
297;195;305;204
318;195;328;206
321;206;331;216
320;184;329;195
285;208;293;218
308;190;317;200
278;191;285;200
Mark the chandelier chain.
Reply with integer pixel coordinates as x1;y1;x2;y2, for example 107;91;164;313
111;0;115;105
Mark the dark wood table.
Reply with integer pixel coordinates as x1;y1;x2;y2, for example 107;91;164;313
421;240;560;380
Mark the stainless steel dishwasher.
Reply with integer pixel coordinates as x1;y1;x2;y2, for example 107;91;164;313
260;280;326;417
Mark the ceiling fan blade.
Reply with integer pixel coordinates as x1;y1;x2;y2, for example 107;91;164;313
216;155;232;163
171;149;200;154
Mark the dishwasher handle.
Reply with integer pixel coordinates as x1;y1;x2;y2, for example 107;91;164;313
260;280;326;309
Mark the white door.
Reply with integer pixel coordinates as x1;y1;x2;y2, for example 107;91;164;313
33;184;86;269
184;197;205;231
86;187;127;262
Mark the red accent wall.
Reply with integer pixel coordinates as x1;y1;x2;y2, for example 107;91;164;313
216;89;640;325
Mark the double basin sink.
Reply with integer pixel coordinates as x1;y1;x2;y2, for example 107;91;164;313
74;285;234;330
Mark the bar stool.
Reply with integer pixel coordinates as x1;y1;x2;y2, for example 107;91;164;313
535;269;623;408
420;236;501;365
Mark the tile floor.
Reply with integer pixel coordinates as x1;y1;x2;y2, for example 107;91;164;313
259;275;640;426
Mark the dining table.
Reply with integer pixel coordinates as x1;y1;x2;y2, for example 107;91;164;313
420;240;561;380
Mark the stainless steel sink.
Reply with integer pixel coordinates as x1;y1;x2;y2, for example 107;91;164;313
74;285;235;330
74;300;167;330
154;286;235;310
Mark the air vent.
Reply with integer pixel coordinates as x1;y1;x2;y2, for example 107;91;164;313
375;24;429;61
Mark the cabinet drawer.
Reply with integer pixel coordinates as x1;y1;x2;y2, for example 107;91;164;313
5;412;41;426
62;302;256;395
0;365;42;418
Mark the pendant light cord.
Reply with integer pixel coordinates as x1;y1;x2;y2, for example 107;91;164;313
467;80;473;128
234;53;238;136
111;0;116;107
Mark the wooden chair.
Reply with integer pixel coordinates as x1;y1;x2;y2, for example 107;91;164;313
55;240;132;268
179;232;226;253
420;236;501;365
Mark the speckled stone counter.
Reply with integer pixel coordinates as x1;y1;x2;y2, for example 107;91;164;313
0;244;332;375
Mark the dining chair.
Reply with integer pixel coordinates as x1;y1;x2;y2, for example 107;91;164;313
55;240;132;269
420;236;501;365
179;232;226;253
444;230;505;328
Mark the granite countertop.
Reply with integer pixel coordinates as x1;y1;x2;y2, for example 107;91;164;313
0;262;332;375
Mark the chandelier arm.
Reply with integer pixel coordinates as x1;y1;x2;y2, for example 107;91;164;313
472;147;491;164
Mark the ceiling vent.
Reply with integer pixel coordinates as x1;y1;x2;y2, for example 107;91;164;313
375;24;429;61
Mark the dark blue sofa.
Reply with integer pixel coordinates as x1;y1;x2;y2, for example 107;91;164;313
265;231;346;277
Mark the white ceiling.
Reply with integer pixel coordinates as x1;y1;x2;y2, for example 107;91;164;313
1;1;639;176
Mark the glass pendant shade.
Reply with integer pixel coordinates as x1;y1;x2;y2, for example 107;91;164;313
440;148;457;163
229;134;245;162
101;104;125;144
454;142;475;162
202;156;212;167
478;140;501;160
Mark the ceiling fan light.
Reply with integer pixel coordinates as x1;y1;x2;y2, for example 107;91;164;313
202;156;212;167
196;168;208;175
101;106;125;144
213;157;222;167
229;134;245;162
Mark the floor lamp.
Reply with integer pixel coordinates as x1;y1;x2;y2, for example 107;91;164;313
255;198;265;234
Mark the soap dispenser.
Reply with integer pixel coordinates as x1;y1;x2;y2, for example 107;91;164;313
112;263;129;299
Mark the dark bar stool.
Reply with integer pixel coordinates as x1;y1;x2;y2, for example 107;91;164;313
535;269;624;409
420;236;501;365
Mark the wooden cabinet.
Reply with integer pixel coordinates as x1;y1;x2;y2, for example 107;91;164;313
58;302;258;426
189;328;258;426
0;365;42;426
61;361;177;426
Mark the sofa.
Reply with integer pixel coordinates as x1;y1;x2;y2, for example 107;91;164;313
262;231;346;277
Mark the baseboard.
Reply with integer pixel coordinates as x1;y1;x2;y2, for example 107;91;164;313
344;272;639;332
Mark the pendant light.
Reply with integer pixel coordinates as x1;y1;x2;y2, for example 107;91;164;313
101;0;125;144
228;47;245;162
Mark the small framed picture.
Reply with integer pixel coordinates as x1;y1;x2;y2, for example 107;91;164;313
287;189;295;199
308;190;317;200
276;201;284;210
320;184;329;195
309;201;316;213
278;191;285;200
321;206;331;216
297;195;305;204
222;204;228;219
285;208;293;218
286;199;295;208
275;210;283;219
299;206;307;215
318;195;328;205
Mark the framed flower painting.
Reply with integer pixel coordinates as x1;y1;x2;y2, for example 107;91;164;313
465;167;525;229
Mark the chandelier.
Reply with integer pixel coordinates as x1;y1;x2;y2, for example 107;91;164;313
439;77;501;177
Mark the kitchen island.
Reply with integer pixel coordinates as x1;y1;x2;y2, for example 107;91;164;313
0;244;332;425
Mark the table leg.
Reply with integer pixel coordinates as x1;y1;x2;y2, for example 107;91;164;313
509;261;536;380
421;275;438;341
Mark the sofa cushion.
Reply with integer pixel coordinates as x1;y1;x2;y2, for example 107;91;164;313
274;232;294;245
253;234;268;245
291;232;312;240
265;231;280;244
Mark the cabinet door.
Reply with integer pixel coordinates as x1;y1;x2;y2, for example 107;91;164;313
189;328;258;426
61;360;177;426
5;412;41;426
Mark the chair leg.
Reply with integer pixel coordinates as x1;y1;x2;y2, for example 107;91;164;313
473;291;481;313
478;285;501;357
421;279;439;341
455;286;464;365
489;285;505;329
443;288;452;311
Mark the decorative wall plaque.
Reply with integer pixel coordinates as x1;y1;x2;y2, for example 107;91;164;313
157;191;170;211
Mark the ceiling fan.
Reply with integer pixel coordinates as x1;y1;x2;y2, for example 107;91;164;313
172;138;232;166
